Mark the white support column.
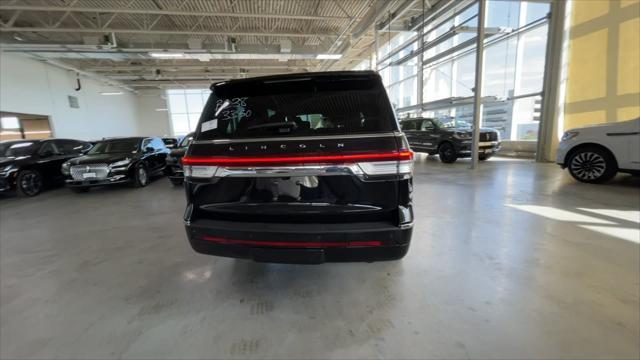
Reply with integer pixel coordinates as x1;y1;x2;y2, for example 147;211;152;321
470;0;487;170
537;0;569;162
416;0;425;110
510;2;528;141
374;28;380;71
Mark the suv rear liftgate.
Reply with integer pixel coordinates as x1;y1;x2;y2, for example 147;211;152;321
182;71;414;264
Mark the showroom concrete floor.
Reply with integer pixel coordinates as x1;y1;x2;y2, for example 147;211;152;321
0;156;638;359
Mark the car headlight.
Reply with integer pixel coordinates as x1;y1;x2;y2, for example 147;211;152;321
0;164;15;174
562;131;579;141
61;162;71;175
453;132;471;140
110;159;131;168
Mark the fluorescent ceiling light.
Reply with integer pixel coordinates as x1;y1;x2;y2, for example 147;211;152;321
100;91;123;95
316;54;342;60
149;52;185;58
155;108;168;111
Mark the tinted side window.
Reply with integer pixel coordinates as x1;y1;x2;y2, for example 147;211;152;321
421;120;435;131
142;138;152;150
38;142;58;155
56;140;88;155
401;120;416;131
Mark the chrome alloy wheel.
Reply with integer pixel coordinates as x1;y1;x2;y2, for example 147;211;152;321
570;152;606;181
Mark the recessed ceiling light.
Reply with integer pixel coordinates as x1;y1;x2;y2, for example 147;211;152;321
149;52;185;58
100;91;123;95
316;54;342;60
155;108;168;111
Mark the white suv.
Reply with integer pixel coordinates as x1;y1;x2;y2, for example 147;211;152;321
556;118;640;183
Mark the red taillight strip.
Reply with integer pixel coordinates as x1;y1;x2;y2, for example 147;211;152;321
199;235;382;248
183;151;413;166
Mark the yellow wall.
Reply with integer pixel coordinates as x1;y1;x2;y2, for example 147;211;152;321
564;0;640;130
544;0;640;160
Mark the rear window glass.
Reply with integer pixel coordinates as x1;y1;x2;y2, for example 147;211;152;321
195;75;397;140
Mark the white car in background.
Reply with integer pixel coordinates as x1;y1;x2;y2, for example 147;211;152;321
556;118;640;183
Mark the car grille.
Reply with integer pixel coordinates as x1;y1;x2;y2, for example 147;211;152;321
70;164;109;180
481;132;498;141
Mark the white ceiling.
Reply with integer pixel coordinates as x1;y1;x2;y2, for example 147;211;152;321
0;0;434;90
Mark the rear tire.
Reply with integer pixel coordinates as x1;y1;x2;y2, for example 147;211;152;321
479;153;492;161
568;146;617;183
16;169;43;197
438;142;458;163
132;164;149;187
70;186;90;193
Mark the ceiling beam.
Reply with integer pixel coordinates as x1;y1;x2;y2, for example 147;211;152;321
86;65;309;71
26;55;136;92
0;26;340;38
124;80;225;87
1;10;22;28
108;71;294;79
376;0;417;31
0;5;354;21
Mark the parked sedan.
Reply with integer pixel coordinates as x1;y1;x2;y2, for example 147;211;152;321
557;118;640;183
0;139;91;196
62;137;170;192
401;117;500;163
164;132;194;186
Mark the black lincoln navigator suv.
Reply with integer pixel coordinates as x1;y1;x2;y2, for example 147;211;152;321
182;71;414;264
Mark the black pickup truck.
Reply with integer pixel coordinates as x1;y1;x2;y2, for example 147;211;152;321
401;117;500;163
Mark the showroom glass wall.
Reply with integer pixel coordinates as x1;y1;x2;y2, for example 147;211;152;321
166;89;211;135
376;0;551;141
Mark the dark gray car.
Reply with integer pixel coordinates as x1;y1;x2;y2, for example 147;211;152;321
401;118;501;163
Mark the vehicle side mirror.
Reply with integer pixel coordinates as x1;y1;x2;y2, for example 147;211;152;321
145;146;155;153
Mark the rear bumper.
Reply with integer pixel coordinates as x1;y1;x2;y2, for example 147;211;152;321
185;218;412;264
